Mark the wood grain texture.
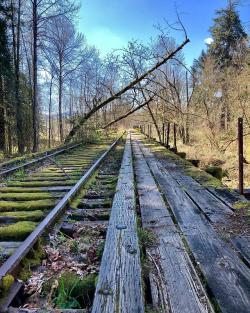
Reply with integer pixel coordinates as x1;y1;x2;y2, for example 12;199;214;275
137;136;250;313
92;135;144;313
156;147;250;264
132;139;213;313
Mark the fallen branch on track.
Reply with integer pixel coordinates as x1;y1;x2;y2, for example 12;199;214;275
64;38;190;143
103;97;154;129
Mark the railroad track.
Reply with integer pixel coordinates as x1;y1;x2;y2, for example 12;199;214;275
0;133;249;313
0;135;125;312
0;136;123;300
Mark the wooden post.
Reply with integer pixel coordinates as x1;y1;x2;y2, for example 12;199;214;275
238;117;244;195
166;122;170;148
173;123;177;149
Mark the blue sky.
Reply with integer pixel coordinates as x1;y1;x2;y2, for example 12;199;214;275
77;0;250;67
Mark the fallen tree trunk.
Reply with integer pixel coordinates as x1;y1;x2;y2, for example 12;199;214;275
103;97;153;129
64;38;190;143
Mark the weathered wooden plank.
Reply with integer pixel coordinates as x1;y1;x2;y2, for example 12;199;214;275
155;147;250;264
132;139;213;313
92;135;144;313
137;137;250;313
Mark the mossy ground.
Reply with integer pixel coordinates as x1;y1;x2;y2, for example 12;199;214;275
53;271;97;309
0;199;56;212
0;274;14;297
0;210;44;221
232;201;250;214
142;138;223;189
0;221;37;240
7;180;77;187
18;239;46;281
0;192;53;200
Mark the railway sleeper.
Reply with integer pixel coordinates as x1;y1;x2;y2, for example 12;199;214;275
2;139;125;312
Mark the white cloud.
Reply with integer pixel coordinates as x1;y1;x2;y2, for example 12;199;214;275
204;37;214;45
86;27;125;56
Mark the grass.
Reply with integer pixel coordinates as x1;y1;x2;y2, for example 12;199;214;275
53;272;97;309
0;199;56;212
0;221;37;240
0;210;44;221
137;228;157;250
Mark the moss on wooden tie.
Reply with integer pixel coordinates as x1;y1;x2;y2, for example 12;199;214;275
0;221;37;240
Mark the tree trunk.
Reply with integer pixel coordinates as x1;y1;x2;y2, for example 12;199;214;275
147;104;162;142
0;76;5;152
32;0;39;152
58;61;63;141
15;0;24;153
48;75;53;148
185;71;190;144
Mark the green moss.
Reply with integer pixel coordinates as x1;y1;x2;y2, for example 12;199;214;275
70;170;99;208
142;137;223;189
232;201;250;210
0;199;56;212
204;166;223;180
0;187;45;193
0;274;14;297
69;240;79;254
0;210;44;221
0;192;53;200
7;180;77;187
176;152;186;159
138;228;157;249
18;239;45;281
96;241;105;259
185;167;222;188
0;221;37;240
54;272;97;309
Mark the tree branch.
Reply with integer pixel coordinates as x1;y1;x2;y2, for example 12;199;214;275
64;38;190;143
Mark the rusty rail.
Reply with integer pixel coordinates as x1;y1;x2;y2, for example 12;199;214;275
0;135;123;281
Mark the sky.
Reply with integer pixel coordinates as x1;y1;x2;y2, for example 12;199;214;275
77;0;250;67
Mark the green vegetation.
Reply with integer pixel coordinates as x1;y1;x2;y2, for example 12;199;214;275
96;241;105;259
69;240;79;254
145;140;222;189
0;210;44;221
0;274;14;297
176;152;186;159
18;239;45;281
54;272;97;309
233;201;250;210
0;221;37;240
0;192;53;200
204;166;223;180
0;199;56;212
137;228;157;249
7;180;77;187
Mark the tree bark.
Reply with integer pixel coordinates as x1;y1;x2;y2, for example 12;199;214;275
48;75;53;148
58;60;63;141
147;104;162;142
32;0;39;152
15;0;24;153
0;76;5;152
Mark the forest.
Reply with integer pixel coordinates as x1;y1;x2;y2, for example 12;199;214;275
0;0;249;188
